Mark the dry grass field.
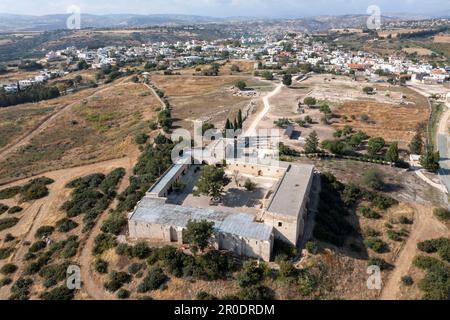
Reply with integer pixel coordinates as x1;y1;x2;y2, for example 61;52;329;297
0;105;57;150
0;82;159;184
151;74;248;96
0;86;115;151
252;75;428;148
434;34;450;43
0;69;39;84
151;66;266;130
333;86;429;148
403;47;435;56
378;29;427;39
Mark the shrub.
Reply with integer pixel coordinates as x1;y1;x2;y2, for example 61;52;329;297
35;226;55;239
40;286;75;300
0;247;14;259
0;186;21;200
366;192;398;210
244;179;256;191
418;240;440;253
196;251;236;281
28;240;47;253
117;288;130;299
56;218;79;233
413;255;450;300
93;233;117;255
367;257;388;270
434;208;450;221
364;227;380;237
387;230;404;242
99;168;125;195
9;277;33;300
438;242;450;262
20;178;52;202
362;169;385;190
360;206;381;219
128;262;145;275
135;133;149;145
0;263;18;275
7;206;23;214
95;259;109;274
43;278;57;288
401;276;414;286
305;241;317;254
298;270;318;297
4;233;15;242
101;212;127;235
132;242;151;259
115;243;133;257
237;261;268;288
364;237;387;253
277;260;296;282
66;173;105;189
0;217;20;231
342;183;362;205
413;255;445;270
239;285;274;300
0;277;12;288
196;291;218;300
62;238;79;258
104;271;132;292
399;216;413;225
417;238;450;255
137;267;168;293
0;203;9;215
39;262;71;283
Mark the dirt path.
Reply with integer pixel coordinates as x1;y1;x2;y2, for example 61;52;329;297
78;164;134;300
143;82;168;110
0;155;135;300
0;80;133;162
244;82;283;137
380;204;449;300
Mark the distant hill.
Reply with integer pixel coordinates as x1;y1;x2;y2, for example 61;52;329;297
0;13;231;32
0;13;407;32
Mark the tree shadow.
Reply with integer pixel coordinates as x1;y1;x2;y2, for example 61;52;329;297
222;187;265;208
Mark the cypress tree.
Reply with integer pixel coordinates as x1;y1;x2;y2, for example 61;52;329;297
237;110;243;129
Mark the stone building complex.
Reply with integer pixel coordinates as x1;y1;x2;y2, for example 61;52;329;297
128;138;316;261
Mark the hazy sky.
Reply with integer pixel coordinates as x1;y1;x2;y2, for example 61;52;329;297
0;0;448;17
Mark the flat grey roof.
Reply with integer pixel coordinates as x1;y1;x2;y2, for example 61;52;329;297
130;197;273;241
267;164;314;217
147;157;190;195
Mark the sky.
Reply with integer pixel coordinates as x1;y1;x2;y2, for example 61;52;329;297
0;0;448;18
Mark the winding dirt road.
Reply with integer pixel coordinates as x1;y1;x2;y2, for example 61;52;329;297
380;204;449;300
0;156;135;300
244;82;283;137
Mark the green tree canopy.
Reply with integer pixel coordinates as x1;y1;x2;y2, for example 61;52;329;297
282;74;292;86
235;80;247;91
304;131;320;154
363;168;385;190
409;132;423;155
420;149;440;173
385;142;399;163
367;137;386;157
194;166;229;202
183;220;215;254
304;97;317;106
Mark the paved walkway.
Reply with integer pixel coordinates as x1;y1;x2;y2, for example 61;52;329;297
414;168;448;193
437;102;450;194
